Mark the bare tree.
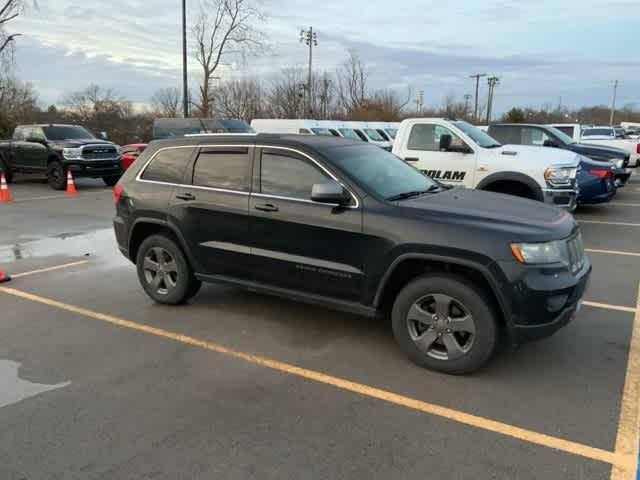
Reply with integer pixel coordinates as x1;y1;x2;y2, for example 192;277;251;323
151;87;181;117
0;0;21;67
212;78;262;120
265;68;306;118
0;75;37;135
337;50;369;115
192;0;264;116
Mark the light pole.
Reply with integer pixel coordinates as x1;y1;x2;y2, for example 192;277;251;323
470;73;487;121
300;27;317;116
182;0;189;117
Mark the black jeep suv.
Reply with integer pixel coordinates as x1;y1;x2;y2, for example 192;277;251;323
113;134;591;374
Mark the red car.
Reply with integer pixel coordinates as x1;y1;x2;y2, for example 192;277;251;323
120;144;148;171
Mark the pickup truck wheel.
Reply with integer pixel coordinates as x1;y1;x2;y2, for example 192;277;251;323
0;157;12;183
391;274;498;374
102;175;120;187
47;161;67;190
136;234;198;305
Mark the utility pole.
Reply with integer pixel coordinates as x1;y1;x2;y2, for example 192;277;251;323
470;73;487;121
463;94;472;118
300;27;318;117
415;90;424;115
486;76;500;124
181;0;189;118
610;80;618;125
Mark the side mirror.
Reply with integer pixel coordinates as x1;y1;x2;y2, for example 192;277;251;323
99;131;109;140
439;134;452;151
543;139;557;147
311;180;351;205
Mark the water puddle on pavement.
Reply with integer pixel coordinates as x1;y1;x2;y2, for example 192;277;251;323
0;360;70;409
0;228;119;263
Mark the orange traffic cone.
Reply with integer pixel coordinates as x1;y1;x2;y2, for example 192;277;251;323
0;269;10;283
0;172;12;202
65;170;78;196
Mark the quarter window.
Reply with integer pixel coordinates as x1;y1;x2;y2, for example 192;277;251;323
407;124;465;151
260;149;328;199
141;148;194;184
192;147;252;191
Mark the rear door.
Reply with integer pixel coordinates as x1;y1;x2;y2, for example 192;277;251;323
170;145;254;279
25;127;49;171
248;146;365;301
400;122;477;187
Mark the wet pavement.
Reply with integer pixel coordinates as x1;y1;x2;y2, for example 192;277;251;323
0;174;638;479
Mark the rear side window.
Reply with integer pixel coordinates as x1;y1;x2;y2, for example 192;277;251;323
141;148;194;184
260;149;328;199
192;147;251;191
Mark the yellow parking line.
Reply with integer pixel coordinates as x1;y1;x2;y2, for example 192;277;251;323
585;248;640;258
579;220;640;227
610;283;640;480
0;285;630;469
582;301;637;314
10;260;91;279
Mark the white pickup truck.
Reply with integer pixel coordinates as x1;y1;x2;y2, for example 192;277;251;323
392;118;580;209
550;124;640;167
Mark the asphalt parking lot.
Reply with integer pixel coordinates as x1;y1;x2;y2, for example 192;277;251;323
1;173;639;479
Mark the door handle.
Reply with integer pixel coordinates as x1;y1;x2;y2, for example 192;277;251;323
255;203;279;212
477;167;488;172
405;157;419;162
176;193;196;201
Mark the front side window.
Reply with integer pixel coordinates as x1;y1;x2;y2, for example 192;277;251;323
13;127;27;141
339;128;363;141
310;128;334;136
363;128;385;141
192;147;252;191
521;127;552;146
141;147;194;184
260;149;328;200
553;126;575;137
407;124;465;151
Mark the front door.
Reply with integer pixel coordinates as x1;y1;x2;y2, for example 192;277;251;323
24;127;49;171
401;123;477;188
249;147;365;302
170;145;254;280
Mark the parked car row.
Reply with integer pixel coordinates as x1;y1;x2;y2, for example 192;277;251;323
250;119;399;151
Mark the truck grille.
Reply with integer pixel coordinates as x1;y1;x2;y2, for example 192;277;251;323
82;145;118;160
567;232;585;274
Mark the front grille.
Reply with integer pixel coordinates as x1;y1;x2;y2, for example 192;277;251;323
82;145;118;160
566;233;585;274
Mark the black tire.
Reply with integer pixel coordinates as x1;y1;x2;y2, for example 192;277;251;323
47;161;66;190
391;274;498;374
0;156;13;183
102;175;120;187
136;234;198;305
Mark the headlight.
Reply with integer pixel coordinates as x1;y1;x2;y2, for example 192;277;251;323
62;147;83;160
544;167;577;186
615;159;623;169
510;240;569;265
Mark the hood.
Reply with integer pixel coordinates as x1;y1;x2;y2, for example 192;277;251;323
573;142;628;158
398;188;576;242
498;144;580;167
50;139;116;149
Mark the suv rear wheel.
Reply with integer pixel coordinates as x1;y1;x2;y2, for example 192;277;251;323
136;234;201;305
391;274;498;374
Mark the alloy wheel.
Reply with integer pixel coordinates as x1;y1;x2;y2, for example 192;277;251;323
143;247;178;295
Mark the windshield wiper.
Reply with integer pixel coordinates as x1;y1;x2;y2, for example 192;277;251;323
386;186;441;202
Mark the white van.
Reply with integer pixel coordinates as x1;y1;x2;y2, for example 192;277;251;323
366;122;399;144
338;122;392;150
250;119;335;136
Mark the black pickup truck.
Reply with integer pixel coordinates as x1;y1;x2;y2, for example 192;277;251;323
0;124;122;190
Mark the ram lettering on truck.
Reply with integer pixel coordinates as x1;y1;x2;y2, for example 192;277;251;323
393;118;580;210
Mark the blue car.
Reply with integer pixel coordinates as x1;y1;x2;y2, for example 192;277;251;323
577;157;616;205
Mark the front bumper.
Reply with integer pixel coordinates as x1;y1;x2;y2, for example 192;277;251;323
497;256;592;345
66;158;122;178
542;187;578;210
614;168;632;187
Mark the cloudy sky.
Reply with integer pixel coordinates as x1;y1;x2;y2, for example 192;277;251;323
9;0;640;114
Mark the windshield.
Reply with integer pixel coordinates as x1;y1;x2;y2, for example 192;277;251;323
546;126;576;144
339;128;364;140
583;128;614;137
451;121;501;148
43;126;95;141
311;128;335;136
328;144;437;199
363;128;385;141
386;128;398;139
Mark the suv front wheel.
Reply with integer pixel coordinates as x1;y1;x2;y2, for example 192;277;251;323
136;234;201;305
391;274;498;374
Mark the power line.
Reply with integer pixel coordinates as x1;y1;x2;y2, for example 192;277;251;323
469;73;487;121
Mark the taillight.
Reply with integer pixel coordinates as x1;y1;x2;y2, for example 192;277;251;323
636;143;640;154
589;168;613;179
113;185;123;204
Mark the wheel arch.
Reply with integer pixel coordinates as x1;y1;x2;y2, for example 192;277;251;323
373;253;510;330
128;218;199;271
476;171;543;201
